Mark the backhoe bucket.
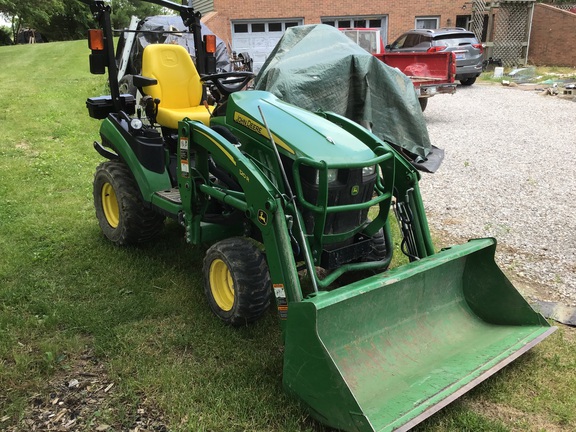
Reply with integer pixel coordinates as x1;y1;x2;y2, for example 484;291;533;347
283;238;554;432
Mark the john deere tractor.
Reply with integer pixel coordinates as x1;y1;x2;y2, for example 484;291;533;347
81;1;554;431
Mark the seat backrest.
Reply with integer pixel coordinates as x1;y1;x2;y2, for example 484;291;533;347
141;44;203;109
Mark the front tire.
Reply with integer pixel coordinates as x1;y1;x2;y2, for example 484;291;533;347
93;160;164;245
203;237;271;326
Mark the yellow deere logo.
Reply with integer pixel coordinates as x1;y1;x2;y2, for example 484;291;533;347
351;185;360;196
257;209;268;225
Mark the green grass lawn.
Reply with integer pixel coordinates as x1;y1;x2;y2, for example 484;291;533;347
1;40;575;432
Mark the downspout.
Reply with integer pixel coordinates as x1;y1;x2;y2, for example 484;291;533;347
525;1;535;66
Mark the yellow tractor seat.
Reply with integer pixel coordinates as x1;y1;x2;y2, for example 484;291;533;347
141;44;213;129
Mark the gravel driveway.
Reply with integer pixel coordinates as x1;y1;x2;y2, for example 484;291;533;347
419;83;575;306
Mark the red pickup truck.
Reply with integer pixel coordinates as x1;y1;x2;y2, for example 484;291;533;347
341;28;457;111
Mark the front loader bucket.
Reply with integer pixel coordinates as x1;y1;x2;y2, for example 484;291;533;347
283;238;554;432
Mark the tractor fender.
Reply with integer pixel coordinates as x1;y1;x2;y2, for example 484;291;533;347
99;117;172;202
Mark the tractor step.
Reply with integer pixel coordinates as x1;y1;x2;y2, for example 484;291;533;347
154;188;181;204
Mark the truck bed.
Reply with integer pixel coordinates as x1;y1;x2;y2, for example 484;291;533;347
374;51;456;88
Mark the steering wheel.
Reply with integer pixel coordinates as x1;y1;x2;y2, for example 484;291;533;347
201;72;255;97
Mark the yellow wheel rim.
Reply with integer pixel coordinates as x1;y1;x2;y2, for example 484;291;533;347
209;258;235;311
101;182;120;228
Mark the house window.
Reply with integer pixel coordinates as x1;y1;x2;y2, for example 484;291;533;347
234;23;248;33
321;16;388;43
268;22;282;32
415;17;439;29
251;23;265;32
233;21;300;36
322;16;385;30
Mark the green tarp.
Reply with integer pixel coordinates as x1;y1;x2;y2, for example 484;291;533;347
253;24;434;163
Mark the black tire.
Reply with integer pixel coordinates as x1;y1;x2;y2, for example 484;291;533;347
337;227;390;286
119;74;137;97
363;228;389;267
460;77;477;86
93;160;164;245
418;97;428;112
366;228;387;260
203;237;271;326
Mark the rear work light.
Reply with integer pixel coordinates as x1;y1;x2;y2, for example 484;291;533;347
427;46;447;52
88;29;105;51
88;29;107;74
204;34;216;53
473;43;484;54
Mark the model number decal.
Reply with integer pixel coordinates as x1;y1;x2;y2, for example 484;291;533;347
239;169;249;182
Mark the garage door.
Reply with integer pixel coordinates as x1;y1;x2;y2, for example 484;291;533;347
231;20;303;72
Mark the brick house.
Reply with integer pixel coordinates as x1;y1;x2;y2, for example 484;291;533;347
195;0;478;70
529;3;576;67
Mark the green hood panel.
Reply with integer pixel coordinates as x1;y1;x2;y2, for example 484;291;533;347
227;90;377;164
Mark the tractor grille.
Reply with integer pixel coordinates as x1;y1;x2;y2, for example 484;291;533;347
300;167;376;247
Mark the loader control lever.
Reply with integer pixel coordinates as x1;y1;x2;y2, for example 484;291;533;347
140;95;160;125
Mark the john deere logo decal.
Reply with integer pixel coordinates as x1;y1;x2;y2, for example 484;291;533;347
351;185;360;196
233;112;295;154
257;210;268;226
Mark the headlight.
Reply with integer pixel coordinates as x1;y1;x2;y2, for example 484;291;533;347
130;118;143;130
315;168;338;184
362;165;376;177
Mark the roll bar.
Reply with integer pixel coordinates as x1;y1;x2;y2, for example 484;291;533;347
79;0;210;112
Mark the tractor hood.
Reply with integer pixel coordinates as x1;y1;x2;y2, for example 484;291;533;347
253;25;434;166
227;91;377;164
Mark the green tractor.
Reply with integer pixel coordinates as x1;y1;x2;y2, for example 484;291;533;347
81;1;554;431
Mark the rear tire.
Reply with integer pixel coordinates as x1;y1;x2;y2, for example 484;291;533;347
460;77;476;86
93;160;164;245
203;237;271;326
118;74;137;97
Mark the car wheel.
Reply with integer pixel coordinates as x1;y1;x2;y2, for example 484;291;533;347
460;77;476;86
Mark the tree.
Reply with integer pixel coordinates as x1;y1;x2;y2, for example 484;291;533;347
110;0;163;29
41;2;93;42
0;0;164;43
0;25;12;45
0;0;64;42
